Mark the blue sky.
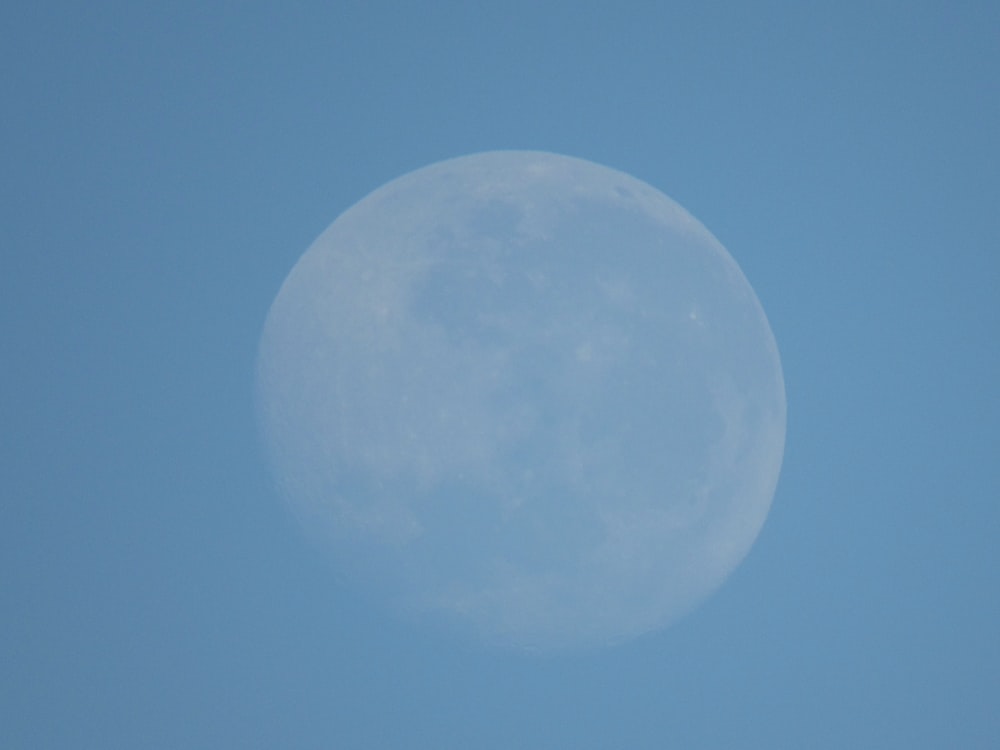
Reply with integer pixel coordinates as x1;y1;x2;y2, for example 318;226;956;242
2;2;997;747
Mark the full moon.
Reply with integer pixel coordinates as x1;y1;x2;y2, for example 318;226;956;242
256;151;785;650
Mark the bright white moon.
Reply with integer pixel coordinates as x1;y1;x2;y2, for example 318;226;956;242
256;151;785;650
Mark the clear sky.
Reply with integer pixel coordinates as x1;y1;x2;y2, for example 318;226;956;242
2;2;997;747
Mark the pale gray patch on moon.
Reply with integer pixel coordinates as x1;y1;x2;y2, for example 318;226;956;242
256;151;785;650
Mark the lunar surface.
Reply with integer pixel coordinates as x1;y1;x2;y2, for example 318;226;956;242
256;151;785;650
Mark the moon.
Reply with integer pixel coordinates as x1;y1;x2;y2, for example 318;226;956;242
256;151;785;650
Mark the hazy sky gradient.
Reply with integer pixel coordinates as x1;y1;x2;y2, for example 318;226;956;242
3;2;997;747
